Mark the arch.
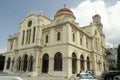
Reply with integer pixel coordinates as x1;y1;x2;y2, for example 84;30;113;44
80;55;84;71
57;32;61;41
17;57;21;71
72;53;77;74
23;54;28;72
29;56;34;72
54;52;62;71
6;57;11;69
86;56;90;70
42;54;49;73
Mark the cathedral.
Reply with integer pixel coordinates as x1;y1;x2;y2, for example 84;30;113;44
3;7;108;77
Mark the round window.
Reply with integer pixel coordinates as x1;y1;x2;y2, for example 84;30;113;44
28;20;32;27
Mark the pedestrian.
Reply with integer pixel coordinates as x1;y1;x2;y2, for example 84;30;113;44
79;71;82;73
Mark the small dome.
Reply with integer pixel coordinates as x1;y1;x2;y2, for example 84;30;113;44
92;14;101;19
54;8;75;18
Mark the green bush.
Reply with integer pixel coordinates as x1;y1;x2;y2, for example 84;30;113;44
0;55;5;70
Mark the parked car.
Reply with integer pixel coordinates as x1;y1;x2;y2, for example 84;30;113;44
0;76;23;80
102;70;120;80
114;75;120;80
74;72;97;80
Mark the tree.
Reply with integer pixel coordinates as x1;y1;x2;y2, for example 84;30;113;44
0;54;5;70
117;44;120;70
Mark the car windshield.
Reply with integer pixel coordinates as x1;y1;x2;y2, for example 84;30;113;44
80;74;96;79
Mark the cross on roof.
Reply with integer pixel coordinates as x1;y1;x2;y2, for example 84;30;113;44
64;4;66;8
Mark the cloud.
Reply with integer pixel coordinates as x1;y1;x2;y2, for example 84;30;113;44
71;0;120;47
0;47;6;53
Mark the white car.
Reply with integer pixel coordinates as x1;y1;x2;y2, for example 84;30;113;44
114;75;120;80
0;76;23;80
75;73;97;80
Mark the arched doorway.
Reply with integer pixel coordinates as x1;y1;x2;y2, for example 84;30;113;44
80;55;84;71
72;53;77;74
42;54;49;73
6;57;11;69
17;57;21;71
29;56;34;72
54;52;62;71
23;54;28;72
86;56;90;70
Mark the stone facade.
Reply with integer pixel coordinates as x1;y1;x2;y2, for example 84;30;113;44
3;8;108;77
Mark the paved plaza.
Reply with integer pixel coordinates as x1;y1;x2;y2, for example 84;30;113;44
0;71;103;80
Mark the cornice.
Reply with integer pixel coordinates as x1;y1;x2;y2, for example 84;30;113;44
14;45;42;51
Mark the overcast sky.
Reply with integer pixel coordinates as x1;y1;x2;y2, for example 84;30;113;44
0;0;119;53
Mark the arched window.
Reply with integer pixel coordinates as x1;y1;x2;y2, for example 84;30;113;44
45;35;49;43
6;57;11;69
18;57;21;71
54;52;62;71
80;37;82;45
28;29;31;44
29;56;34;72
32;27;36;43
98;60;101;71
10;41;13;50
42;54;49;73
80;55;84;71
86;38;88;48
23;54;28;72
72;53;77;74
26;30;29;44
57;32;61;41
86;56;90;70
22;30;25;45
80;33;83;45
73;33;75;42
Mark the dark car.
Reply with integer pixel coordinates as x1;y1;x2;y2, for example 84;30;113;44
102;70;120;80
114;75;120;80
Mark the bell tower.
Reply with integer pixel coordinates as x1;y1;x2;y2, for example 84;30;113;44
92;14;103;34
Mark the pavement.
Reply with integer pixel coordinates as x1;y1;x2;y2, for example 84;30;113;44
0;70;104;80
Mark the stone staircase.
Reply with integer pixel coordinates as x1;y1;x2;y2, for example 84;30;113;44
22;73;69;80
1;72;74;80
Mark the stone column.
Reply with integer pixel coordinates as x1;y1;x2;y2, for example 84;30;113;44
20;60;23;73
84;60;87;72
14;59;18;72
67;57;72;77
33;48;41;76
48;57;54;74
9;60;12;72
3;60;7;72
26;58;29;72
77;59;80;73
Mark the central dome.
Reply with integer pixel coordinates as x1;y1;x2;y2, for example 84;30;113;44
54;8;75;18
56;8;73;14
